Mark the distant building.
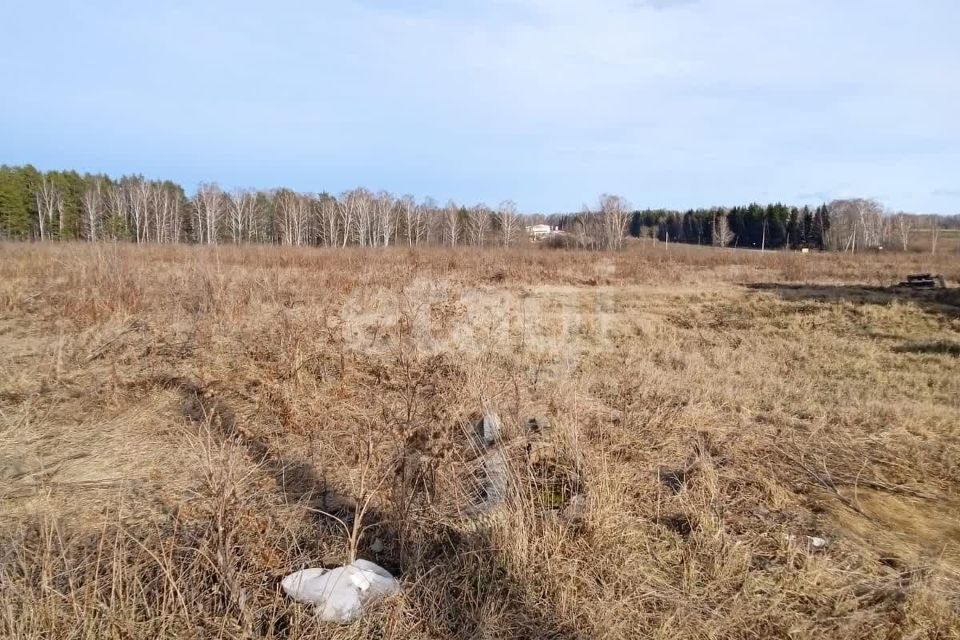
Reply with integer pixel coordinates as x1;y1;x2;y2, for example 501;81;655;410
526;224;554;240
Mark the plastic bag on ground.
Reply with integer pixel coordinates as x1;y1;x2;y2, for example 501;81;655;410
281;559;399;623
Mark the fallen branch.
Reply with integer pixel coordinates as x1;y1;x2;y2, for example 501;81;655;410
85;321;141;363
776;447;876;521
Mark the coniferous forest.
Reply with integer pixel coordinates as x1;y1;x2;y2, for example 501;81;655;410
626;205;832;250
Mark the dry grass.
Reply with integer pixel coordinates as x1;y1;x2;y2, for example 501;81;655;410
1;241;959;639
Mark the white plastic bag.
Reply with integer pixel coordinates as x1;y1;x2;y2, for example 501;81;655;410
281;559;399;623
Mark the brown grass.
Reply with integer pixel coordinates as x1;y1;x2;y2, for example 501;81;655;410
1;241;959;639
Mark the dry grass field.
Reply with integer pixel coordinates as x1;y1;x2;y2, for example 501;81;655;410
2;242;960;639
906;229;960;256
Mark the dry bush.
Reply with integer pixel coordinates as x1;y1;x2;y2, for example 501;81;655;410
1;241;959;639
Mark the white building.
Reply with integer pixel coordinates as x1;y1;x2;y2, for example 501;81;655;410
526;224;553;240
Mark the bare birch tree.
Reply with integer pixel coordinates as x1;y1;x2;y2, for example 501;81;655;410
127;178;151;243
154;182;184;243
82;178;104;242
713;212;734;247
928;214;941;255
597;194;630;250
468;204;491;246
895;213;913;251
35;176;62;241
228;189;259;244
497;200;521;247
442;201;461;247
193;183;224;245
373;191;396;247
315;193;339;247
827;199;884;252
399;195;426;246
275;189;312;246
106;182;128;240
337;188;373;248
148;182;165;242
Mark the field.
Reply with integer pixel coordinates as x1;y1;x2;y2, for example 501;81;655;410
2;242;960;639
906;228;960;255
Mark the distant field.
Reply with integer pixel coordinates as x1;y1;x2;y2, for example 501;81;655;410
905;227;960;254
1;242;959;639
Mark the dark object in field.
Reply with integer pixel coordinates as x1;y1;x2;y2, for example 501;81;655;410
897;274;946;289
657;466;691;493
525;415;550;434
893;340;960;357
659;513;694;537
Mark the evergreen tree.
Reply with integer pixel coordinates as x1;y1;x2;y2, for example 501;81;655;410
765;204;788;248
786;208;800;248
801;206;813;247
0;165;41;239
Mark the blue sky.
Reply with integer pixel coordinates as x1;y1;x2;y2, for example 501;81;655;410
1;0;958;213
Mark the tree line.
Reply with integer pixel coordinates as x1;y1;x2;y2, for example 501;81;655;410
620;204;832;249
0;165;532;247
1;164;954;252
554;201;954;253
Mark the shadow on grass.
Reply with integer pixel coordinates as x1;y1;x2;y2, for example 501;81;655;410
893;341;960;357
746;283;960;320
163;375;582;640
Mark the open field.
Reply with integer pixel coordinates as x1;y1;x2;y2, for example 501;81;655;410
901;228;960;255
2;242;960;639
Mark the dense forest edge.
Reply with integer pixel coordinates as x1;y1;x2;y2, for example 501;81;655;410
1;164;956;251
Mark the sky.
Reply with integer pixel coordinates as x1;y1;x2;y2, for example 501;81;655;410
1;0;959;213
